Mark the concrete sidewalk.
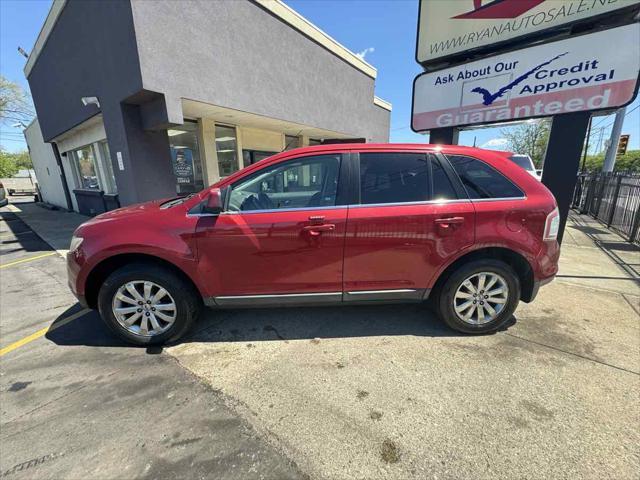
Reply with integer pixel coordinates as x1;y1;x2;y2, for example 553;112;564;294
560;212;640;303
5;199;87;254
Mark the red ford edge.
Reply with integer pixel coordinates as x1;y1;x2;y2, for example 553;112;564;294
67;144;560;345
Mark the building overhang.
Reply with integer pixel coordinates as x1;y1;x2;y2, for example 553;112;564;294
182;99;356;140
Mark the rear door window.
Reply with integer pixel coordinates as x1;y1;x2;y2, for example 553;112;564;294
447;155;524;199
359;153;429;204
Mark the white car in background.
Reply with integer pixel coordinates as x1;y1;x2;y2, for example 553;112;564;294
509;154;541;181
0;181;7;208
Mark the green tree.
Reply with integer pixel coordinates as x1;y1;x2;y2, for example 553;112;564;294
0;150;20;178
12;150;32;169
582;150;640;172
500;120;551;168
0;76;34;127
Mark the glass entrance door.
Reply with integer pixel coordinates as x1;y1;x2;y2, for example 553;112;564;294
167;121;204;195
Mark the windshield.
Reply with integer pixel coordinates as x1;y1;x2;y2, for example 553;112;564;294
510;155;534;171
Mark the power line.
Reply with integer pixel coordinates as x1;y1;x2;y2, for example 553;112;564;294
590;104;639;131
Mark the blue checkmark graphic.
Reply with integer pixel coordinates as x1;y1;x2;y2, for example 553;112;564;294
471;52;569;106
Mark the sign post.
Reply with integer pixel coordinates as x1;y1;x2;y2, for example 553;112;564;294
540;111;591;243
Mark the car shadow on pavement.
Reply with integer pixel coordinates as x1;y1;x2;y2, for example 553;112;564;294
0;209;50;254
46;302;516;349
45;304;129;348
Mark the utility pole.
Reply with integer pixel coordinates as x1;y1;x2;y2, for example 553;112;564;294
580;117;592;172
603;107;626;172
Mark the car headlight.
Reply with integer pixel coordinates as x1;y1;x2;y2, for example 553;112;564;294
69;235;84;253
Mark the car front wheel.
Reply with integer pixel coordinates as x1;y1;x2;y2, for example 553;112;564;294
98;263;201;346
436;259;520;334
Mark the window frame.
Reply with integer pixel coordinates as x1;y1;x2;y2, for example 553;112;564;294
69;143;101;191
443;154;526;201
97;140;118;194
214;123;241;178
222;152;349;214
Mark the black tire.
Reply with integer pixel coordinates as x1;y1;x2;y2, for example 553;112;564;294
98;263;201;346
435;259;520;334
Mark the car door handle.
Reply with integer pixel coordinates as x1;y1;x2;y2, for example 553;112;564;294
435;217;465;227
303;224;335;236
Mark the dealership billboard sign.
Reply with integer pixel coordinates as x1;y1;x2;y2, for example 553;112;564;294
416;0;640;65
412;23;640;132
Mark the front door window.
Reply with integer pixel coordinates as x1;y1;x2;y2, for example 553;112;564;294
227;154;340;211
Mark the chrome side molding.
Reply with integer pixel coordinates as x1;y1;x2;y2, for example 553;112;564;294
211;292;342;307
205;289;431;307
344;289;425;302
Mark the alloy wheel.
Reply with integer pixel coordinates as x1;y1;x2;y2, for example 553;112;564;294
453;272;509;325
112;280;177;337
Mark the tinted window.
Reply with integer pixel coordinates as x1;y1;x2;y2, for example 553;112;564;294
431;158;457;200
510;155;534;171
447;155;524;199
359;153;429;204
228;154;340;211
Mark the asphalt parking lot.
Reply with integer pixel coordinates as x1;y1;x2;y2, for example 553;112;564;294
0;198;301;480
1;198;639;479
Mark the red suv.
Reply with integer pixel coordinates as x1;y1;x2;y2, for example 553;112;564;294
67;144;560;345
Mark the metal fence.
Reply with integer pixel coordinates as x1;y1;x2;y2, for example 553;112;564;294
572;171;640;244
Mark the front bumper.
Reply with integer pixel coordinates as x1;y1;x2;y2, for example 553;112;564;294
66;250;89;308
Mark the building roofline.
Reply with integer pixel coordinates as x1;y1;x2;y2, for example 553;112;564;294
24;0;67;78
373;96;392;111
255;0;378;79
25;0;378;81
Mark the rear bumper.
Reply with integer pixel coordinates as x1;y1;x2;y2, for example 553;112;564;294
528;275;555;303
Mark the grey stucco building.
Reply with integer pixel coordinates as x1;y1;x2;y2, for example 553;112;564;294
25;0;391;214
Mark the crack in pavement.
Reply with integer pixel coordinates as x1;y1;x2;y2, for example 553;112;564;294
504;332;640;376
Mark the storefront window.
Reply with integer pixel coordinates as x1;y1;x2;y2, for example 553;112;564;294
309;138;322;146
215;125;239;176
71;145;100;190
284;135;300;150
168;121;205;194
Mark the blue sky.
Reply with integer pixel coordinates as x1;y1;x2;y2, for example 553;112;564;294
1;0;638;154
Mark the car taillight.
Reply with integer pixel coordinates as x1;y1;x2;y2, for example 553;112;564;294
543;207;560;241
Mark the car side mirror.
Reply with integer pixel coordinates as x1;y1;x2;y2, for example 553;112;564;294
203;188;223;215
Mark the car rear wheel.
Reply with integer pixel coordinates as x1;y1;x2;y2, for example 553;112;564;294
98;263;201;346
436;259;520;334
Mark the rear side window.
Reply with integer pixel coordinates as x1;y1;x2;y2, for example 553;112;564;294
447;155;524;199
359;153;429;204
